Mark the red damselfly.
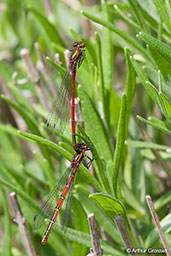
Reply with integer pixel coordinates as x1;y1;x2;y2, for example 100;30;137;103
32;143;92;244
45;41;86;146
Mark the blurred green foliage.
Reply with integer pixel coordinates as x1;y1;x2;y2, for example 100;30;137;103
0;0;171;255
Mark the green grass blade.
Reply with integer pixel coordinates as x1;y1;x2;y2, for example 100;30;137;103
46;56;66;76
81;10;149;59
0;178;39;210
147;45;171;78
159;92;171;119
137;32;171;64
129;57;163;110
137;115;171;134
0;186;12;256
33;151;55;189
72;197;89;256
126;140;171;151
145;213;171;247
89;193;130;230
112;93;127;198
19;130;72;159
9;84;33;112
95;32;105;119
1;95;52;167
124;48;136;138
154;190;171;211
53;223;126;255
152;0;171;34
101;0;113;90
114;4;141;30
127;0;149;33
28;7;63;46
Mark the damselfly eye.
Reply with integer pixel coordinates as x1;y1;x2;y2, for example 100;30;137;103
72;41;86;48
80;42;86;48
72;41;78;47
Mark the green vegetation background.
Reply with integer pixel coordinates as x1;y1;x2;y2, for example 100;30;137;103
0;0;171;255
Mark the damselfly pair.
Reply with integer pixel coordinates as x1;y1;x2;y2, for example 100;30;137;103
33;42;93;244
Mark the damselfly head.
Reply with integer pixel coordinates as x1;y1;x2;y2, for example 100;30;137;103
72;41;86;48
73;143;88;153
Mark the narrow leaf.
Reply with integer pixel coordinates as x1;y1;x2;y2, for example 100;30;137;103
124;48;136;138
145;213;171;247
152;0;171;34
112;93;127;197
53;224;126;255
0;186;12;256
28;7;63;45
159;92;171;119
72;197;89;256
126;140;171;151
0;178;39;210
89;193;130;230
137;32;171;64
81;11;149;59
137;115;171;134
154;190;171;211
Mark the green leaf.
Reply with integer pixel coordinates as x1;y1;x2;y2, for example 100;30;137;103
95;32;105;119
112;93;127;197
23;167;48;187
122;184;145;215
129;55;149;84
154;190;171;211
152;0;171;34
72;197;89;256
1;95;52;168
143;65;171;99
33;152;55;189
126;140;171;151
124;48;136;138
145;81;164;111
109;89;121;133
114;4;141;30
28;7;63;46
81;10;149;59
147;45;171;78
0;178;39;211
75;184;122;244
130;57;164;110
137;32;171;64
46;56;66;76
159;92;171;119
127;0;149;33
89;193;129;229
53;224;126;256
0;186;12;256
137;115;171;134
145;213;171;247
0;123;20;137
8;84;33;113
101;0;113;125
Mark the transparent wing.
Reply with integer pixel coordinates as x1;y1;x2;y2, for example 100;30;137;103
32;168;72;231
45;67;72;134
61;177;75;233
